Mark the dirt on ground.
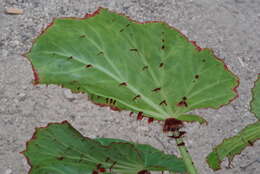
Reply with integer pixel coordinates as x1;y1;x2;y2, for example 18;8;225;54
0;0;260;174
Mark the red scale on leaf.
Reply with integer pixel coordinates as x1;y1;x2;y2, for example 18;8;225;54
67;56;73;60
80;35;86;38
133;95;141;101
163;118;183;132
112;100;116;105
195;74;200;79
159;63;164;67
99;168;106;172
92;171;98;174
137;112;144;120
97;51;104;56
138;170;151;174
57;156;64;160
152;87;161;92
148;117;154;123
248;140;254;146
130;48;138;52
177;100;188;107
109;161;117;172
119;82;127;86
142;66;148;70
159;100;167;106
96;163;101;169
109;99;115;104
85;64;93;68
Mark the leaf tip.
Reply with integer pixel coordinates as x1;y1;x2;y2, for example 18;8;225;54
206;151;221;171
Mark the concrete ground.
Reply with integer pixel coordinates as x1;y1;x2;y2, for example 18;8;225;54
0;0;260;174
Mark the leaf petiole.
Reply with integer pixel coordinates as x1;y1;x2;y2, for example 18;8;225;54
173;130;198;174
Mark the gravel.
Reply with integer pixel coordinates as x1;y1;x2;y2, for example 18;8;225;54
0;0;260;174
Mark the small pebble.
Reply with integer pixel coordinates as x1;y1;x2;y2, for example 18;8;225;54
4;169;12;174
5;8;24;15
63;89;75;101
18;93;26;101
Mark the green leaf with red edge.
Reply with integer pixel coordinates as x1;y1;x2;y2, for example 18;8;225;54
22;121;186;174
251;74;260;120
207;74;260;171
25;8;239;122
206;122;260;170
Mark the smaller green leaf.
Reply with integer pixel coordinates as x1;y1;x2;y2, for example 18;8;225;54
207;74;260;170
206;122;260;170
23;121;187;174
177;114;207;124
250;74;260;120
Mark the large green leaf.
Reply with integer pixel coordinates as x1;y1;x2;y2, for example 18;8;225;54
22;121;186;174
207;74;260;170
26;8;238;121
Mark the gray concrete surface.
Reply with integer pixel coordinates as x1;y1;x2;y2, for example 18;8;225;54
0;0;260;173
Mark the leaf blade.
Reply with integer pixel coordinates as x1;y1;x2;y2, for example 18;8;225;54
26;8;239;121
23;121;187;174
